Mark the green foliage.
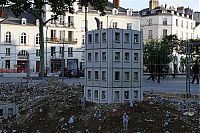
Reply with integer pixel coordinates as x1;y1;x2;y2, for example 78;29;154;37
144;36;176;66
79;0;108;16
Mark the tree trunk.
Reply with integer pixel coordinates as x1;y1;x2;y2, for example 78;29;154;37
39;16;45;77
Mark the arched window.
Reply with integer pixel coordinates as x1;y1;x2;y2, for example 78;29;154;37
5;31;11;43
18;50;29;56
21;32;27;45
36;33;40;45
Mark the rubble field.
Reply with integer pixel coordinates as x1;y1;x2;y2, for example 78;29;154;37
0;78;199;132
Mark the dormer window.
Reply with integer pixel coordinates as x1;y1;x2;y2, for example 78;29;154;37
127;10;132;16
112;8;118;15
21;18;27;25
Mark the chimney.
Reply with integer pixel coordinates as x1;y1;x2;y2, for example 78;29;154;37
113;0;120;9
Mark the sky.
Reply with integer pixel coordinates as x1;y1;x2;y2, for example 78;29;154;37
109;0;200;12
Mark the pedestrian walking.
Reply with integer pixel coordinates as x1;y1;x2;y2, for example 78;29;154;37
155;64;162;83
122;113;129;130
147;64;155;82
191;61;199;84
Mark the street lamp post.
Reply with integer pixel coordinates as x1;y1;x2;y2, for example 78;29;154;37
62;39;65;82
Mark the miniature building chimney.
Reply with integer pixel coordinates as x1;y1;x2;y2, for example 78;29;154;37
113;0;120;9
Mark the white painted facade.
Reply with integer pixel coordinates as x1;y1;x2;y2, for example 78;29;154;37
141;12;197;42
84;29;143;104
0;2;140;74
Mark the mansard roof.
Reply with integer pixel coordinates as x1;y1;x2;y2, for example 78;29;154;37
0;9;37;25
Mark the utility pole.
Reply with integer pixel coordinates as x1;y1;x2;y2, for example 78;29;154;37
46;26;48;76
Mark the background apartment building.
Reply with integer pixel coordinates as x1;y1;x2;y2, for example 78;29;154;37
85;29;143;104
0;0;140;76
140;0;200;42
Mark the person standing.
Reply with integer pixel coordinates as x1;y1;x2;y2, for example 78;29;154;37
191;61;199;84
122;113;129;130
147;64;155;82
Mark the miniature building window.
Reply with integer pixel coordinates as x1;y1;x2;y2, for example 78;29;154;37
134;53;139;62
113;22;118;28
36;49;40;56
124;72;130;81
114;91;120;101
68;47;73;57
8;108;13;116
134;90;139;98
21;32;27;45
133;72;139;81
88;34;92;43
115;71;120;81
134;34;139;43
115;52;120;61
176;19;178;26
95;52;99;62
127;23;132;29
5;60;10;68
124;91;129;100
163;18;167;25
5;31;11;43
125;52;130;62
102;52;106;61
181;20;183;27
163;29;167;38
115;32;120;42
149;18;152;25
36;33;40;45
102;91;106;99
95;71;99;80
95;33;99;43
191;23;193;29
5;48;10;56
102;32;106;42
124;33;129;43
87;90;91;97
148;30;152;39
88;53;92;61
102;71;106;81
0;109;3;116
94;90;98;98
88;71;91;80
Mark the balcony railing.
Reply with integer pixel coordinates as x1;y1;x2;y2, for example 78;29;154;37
46;38;78;44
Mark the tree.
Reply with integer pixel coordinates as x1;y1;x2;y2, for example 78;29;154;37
2;0;108;77
144;36;175;67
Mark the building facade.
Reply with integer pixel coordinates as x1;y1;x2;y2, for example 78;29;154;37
141;0;200;42
0;1;140;76
84;29;143;104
